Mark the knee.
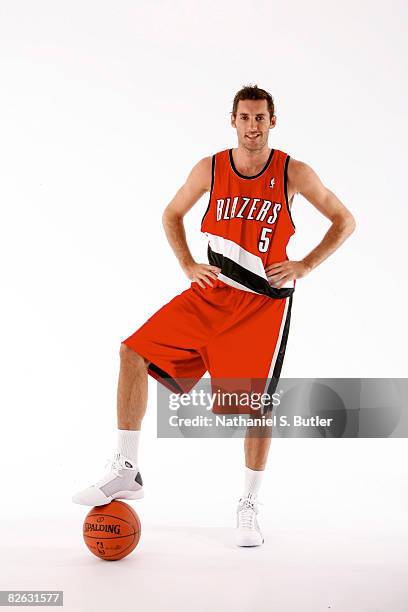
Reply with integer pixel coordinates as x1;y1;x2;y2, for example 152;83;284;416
120;342;150;368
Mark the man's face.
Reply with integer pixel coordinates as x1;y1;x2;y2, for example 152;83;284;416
231;99;276;151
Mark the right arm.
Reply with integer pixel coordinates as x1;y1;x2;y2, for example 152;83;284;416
162;157;221;288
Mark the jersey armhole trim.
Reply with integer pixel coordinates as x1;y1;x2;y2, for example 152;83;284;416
201;154;215;225
284;155;296;230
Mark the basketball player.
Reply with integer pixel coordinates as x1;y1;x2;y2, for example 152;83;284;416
73;85;356;547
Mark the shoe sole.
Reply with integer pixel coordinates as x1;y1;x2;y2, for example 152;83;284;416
72;489;144;506
110;489;144;502
236;538;264;547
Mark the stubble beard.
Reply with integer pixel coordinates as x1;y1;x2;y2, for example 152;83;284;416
240;133;268;154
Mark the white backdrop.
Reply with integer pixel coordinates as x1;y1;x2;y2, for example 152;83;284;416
1;1;407;611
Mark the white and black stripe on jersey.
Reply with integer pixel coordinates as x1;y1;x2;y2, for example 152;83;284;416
206;233;295;299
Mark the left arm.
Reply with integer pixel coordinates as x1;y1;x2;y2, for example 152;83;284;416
266;158;356;288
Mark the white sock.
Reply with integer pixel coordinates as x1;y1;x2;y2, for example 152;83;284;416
117;429;140;465
242;466;264;500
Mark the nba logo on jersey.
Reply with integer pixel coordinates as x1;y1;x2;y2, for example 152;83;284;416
269;177;275;188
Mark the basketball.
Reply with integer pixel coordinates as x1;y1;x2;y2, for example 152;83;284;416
83;500;141;561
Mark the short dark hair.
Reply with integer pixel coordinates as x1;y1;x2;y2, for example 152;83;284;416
231;84;275;119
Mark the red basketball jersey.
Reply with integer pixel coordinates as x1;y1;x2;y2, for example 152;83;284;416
201;148;296;298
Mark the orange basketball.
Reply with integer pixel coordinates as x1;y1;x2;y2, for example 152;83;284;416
83;500;141;561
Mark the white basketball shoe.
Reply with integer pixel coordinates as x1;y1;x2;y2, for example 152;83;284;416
235;495;264;547
72;451;144;506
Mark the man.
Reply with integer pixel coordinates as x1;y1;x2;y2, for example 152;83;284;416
73;84;355;547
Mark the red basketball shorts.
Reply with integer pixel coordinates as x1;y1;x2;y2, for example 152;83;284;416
122;279;293;414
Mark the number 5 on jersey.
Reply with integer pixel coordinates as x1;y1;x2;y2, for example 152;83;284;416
258;227;273;253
